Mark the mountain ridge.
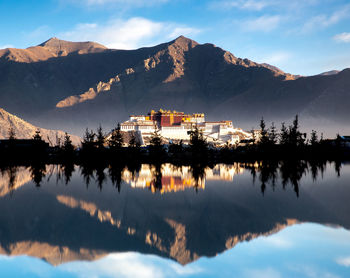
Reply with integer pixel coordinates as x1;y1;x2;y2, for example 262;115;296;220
0;36;349;135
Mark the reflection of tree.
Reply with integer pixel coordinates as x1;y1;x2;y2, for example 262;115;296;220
80;164;95;188
108;163;124;192
279;160;308;197
308;160;326;181
150;163;163;192
61;163;75;185
96;166;106;191
190;163;207;192
257;161;278;195
334;160;342;177
30;163;46;187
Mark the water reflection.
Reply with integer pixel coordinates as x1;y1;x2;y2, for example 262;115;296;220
0;161;349;273
0;161;345;196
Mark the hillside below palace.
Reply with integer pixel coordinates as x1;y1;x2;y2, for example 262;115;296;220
120;109;251;146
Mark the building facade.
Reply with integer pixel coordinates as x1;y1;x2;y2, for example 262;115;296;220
121;109;251;146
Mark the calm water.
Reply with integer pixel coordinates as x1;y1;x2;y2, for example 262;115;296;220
0;162;349;277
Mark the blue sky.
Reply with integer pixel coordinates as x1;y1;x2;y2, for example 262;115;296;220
1;0;350;75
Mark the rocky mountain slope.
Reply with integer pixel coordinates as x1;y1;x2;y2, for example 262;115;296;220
0;108;81;145
0;36;349;135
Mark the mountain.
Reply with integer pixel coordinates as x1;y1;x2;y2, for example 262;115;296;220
318;70;340;76
0;108;81;145
0;36;349;136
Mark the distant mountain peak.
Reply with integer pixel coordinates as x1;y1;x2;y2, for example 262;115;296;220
38;37;107;52
169;35;199;49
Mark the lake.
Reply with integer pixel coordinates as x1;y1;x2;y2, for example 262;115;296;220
0;161;349;277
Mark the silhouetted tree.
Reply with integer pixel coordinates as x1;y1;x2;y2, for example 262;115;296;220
189;125;207;158
149;125;164;158
96;125;105;150
310;130;319;146
280;122;289;145
63;132;75;156
33;129;42;141
269;122;278;145
109;123;123;151
8;126;16;140
258;117;270;146
82;128;96;153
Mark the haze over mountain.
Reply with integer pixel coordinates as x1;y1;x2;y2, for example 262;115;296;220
0;108;81;145
0;36;349;136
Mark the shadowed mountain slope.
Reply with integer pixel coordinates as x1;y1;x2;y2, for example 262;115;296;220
0;36;348;135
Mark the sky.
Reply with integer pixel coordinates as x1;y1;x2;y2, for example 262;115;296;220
0;0;350;75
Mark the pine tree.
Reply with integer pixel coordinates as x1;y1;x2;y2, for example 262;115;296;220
150;125;163;148
109;123;124;150
33;129;42;141
63;132;74;154
189;125;207;154
310;130;318;146
280;122;289;146
82;128;96;151
96;125;105;149
258;117;270;146
149;125;163;157
269;122;277;145
129;132;140;148
8;126;16;140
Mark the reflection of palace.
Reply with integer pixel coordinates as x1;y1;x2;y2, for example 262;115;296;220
122;164;244;193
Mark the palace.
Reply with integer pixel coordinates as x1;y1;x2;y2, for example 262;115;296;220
120;109;251;146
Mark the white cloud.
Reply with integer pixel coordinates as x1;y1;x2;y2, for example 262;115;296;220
333;32;350;43
261;234;293;248
64;0;168;7
60;252;202;278
60;17;200;49
287;264;341;278
302;4;350;33
335;256;350;267
244;267;282;278
0;44;14;49
209;0;319;11
242;15;281;32
211;0;272;11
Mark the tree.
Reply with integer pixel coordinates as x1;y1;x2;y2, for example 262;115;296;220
33;129;42;141
129;132;141;148
149;125;163;157
279;122;289;146
258;117;270;146
96;125;105;149
150;125;163;148
8;126;16;140
269;122;277;145
63;132;75;154
289;115;306;147
189;125;207;155
310;130;318;146
109;123;124;151
82;128;96;152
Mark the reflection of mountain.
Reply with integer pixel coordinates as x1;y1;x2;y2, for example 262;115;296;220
0;166;32;197
0;163;349;266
